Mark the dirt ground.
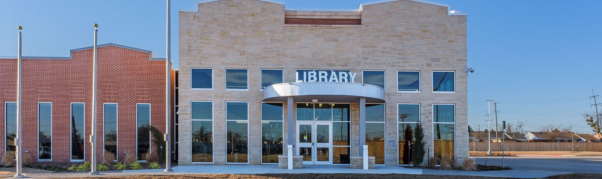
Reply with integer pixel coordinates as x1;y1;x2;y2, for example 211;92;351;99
470;151;602;156
0;167;51;174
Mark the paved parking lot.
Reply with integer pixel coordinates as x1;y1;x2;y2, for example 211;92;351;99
474;156;602;173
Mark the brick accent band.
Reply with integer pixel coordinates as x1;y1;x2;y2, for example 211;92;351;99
285;18;361;25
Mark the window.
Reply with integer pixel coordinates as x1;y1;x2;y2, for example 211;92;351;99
71;103;85;161
433;72;454;92
226;69;248;90
332;104;350;164
136;104;151;161
398;72;420;92
226;102;248;163
398;104;420;165
38;102;52;160
363;71;385;88
191;69;212;89
104;103;118;161
365;104;385;164
261;103;283;163
5;102;16;156
261;70;283;90
433;105;455;161
191;102;213;163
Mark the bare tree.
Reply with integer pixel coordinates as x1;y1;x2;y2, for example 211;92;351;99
506;123;513;133
540;124;561;142
514;121;526;135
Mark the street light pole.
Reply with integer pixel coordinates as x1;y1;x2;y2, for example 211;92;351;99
90;24;99;175
14;26;24;178
486;100;494;156
164;0;172;172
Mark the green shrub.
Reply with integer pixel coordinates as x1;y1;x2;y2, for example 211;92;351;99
148;162;161;169
67;164;78;171
411;123;426;167
76;161;91;172
114;162;127;170
97;163;109;171
130;162;143;170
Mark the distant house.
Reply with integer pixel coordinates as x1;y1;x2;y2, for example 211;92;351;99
574;134;601;143
469;131;526;142
526;132;584;142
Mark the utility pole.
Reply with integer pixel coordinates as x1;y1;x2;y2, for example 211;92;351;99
591;90;601;134
486;100;494;156
494;102;499;143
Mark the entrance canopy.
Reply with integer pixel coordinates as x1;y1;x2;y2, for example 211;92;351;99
263;82;385;103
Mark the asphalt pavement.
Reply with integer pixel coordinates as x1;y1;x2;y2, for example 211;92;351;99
473;155;602;173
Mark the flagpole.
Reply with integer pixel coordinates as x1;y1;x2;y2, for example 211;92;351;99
90;24;99;175
164;0;172;172
14;26;24;178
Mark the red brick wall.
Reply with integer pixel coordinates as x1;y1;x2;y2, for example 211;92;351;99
0;45;167;163
285;18;361;25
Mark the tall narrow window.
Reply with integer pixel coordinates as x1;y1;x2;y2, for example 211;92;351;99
226;69;248;90
261;103;283;163
398;72;420;92
433;72;454;92
433;105;455;161
261;70;283;90
71;103;85;161
226;102;248;163
38;102;52;160
136;104;151;160
398;104;420;165
5;102;16;156
104;103;118;160
365;104;385;164
333;104;350;164
363;71;385;88
191;102;213;163
191;69;212;89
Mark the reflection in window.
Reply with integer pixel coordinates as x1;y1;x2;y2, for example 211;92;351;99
192;69;212;89
261;70;283;89
5;103;16;156
104;104;118;161
261;103;283;121
398;72;420;92
434;105;455;123
433;72;454;92
314;103;332;121
71;103;85;160
398;104;420;165
433;105;455;161
262;103;283;163
192;102;213;163
363;71;385;88
38;103;52;160
227;102;248;163
366;123;385;164
332;104;350;164
366;104;385;122
398;104;420;123
136;104;151;160
296;103;313;121
226;69;248;90
333;104;350;121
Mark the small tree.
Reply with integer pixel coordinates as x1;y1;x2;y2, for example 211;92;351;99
411;123;425;167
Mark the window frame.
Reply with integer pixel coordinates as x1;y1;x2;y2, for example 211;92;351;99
191;68;214;90
225;101;250;164
135;103;152;162
431;104;456;160
260;69;284;91
70;102;86;162
365;103;386;165
190;101;214;164
4;102;16;156
432;71;455;93
362;70;385;88
397;71;421;93
102;103;119;162
37;102;52;161
225;68;249;91
396;103;420;165
260;102;284;164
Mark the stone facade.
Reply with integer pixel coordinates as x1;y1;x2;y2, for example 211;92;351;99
179;0;467;166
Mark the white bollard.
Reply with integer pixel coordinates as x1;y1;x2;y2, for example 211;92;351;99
363;145;368;170
288;145;293;170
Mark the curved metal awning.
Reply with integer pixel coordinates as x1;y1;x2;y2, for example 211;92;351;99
263;82;385;103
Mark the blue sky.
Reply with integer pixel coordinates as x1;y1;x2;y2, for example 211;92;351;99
1;0;601;133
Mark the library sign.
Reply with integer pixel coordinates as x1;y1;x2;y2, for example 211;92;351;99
295;70;356;83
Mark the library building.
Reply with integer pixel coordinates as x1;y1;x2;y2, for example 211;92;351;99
177;0;469;167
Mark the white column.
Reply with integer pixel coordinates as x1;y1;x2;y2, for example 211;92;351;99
14;26;24;178
287;97;294;169
287;145;293;169
363;145;368;170
359;98;366;156
90;24;98;175
164;0;172;172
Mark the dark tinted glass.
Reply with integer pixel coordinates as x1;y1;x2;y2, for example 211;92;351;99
192;69;212;89
227;102;248;120
398;72;419;91
5;103;16;155
366;123;385;164
261;121;283;163
261;70;283;89
262;103;283;121
398;104;420;122
104;104;118;158
227;121;248;163
332;122;349;145
296;103;313;121
315;103;332;121
226;69;248;89
363;71;385;88
333;104;350;121
333;147;350;164
192;102;212;120
433;72;454;92
434;105;454;122
38;103;52;160
71;103;85;160
192;121;213;162
366;104;384;122
137;104;150;160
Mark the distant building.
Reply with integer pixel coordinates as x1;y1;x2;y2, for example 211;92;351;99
525;132;600;142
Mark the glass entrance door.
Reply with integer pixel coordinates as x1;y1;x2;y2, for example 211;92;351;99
297;122;332;164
